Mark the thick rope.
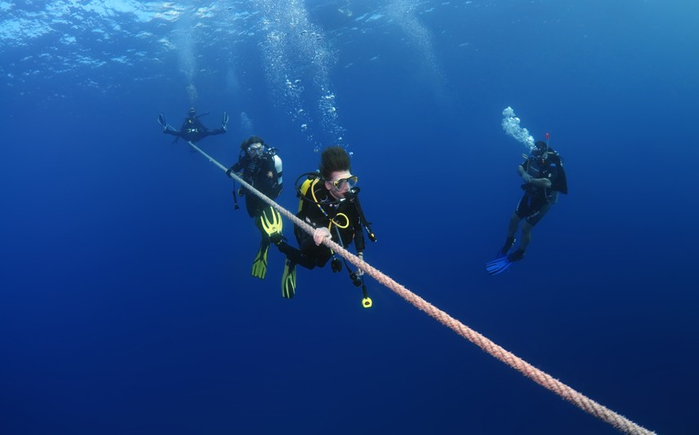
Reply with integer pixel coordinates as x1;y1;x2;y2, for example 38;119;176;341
186;141;656;435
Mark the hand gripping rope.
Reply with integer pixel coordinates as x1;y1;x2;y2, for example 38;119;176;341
185;141;655;435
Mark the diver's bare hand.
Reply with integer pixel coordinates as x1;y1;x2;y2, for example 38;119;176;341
313;227;331;246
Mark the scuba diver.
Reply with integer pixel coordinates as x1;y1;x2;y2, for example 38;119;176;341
158;107;229;143
260;146;376;301
226;136;284;280
486;139;568;275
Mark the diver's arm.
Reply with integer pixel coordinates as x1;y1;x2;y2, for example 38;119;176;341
519;165;552;188
257;159;276;191
532;164;556;189
519;165;533;183
228;155;248;175
531;178;552;188
517;165;527;178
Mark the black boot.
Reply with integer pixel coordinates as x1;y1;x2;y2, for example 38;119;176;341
269;232;284;245
507;249;526;262
499;237;516;256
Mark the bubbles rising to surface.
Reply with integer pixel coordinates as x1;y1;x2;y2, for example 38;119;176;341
186;84;198;105
386;0;445;91
502;106;535;150
254;0;346;151
240;111;254;134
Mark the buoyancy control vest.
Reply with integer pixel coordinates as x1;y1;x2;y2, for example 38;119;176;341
522;149;568;200
239;148;283;199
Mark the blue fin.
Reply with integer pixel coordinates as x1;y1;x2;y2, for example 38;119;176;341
485;256;514;276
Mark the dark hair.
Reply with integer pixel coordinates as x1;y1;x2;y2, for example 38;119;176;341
319;146;351;180
535;140;548;151
240;135;265;151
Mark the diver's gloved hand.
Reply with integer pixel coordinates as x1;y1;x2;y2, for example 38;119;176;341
226;166;234;178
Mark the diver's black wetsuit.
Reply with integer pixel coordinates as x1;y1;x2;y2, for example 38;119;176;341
231;151;281;218
164;115;225;143
515;155;560;226
277;177;365;270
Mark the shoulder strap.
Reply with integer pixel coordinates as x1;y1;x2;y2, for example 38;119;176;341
298;178;317;213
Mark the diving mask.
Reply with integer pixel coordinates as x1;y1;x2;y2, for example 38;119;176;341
247;143;264;158
330;175;358;191
532;141;548;158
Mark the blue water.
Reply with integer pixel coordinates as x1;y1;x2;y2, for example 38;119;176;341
1;1;698;434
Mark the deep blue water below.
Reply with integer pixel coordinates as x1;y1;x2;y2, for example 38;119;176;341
1;1;698;434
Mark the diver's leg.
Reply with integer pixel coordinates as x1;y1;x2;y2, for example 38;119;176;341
505;221;530;262
507;212;521;238
276;241;317;269
519;199;552;252
497;212;521;256
520;221;533;251
502;193;534;259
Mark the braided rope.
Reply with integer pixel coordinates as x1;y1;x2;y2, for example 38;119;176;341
187;142;655;435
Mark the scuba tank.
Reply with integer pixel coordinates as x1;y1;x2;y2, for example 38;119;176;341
267;148;283;199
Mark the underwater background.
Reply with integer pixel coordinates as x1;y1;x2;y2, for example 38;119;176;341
1;1;698;434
